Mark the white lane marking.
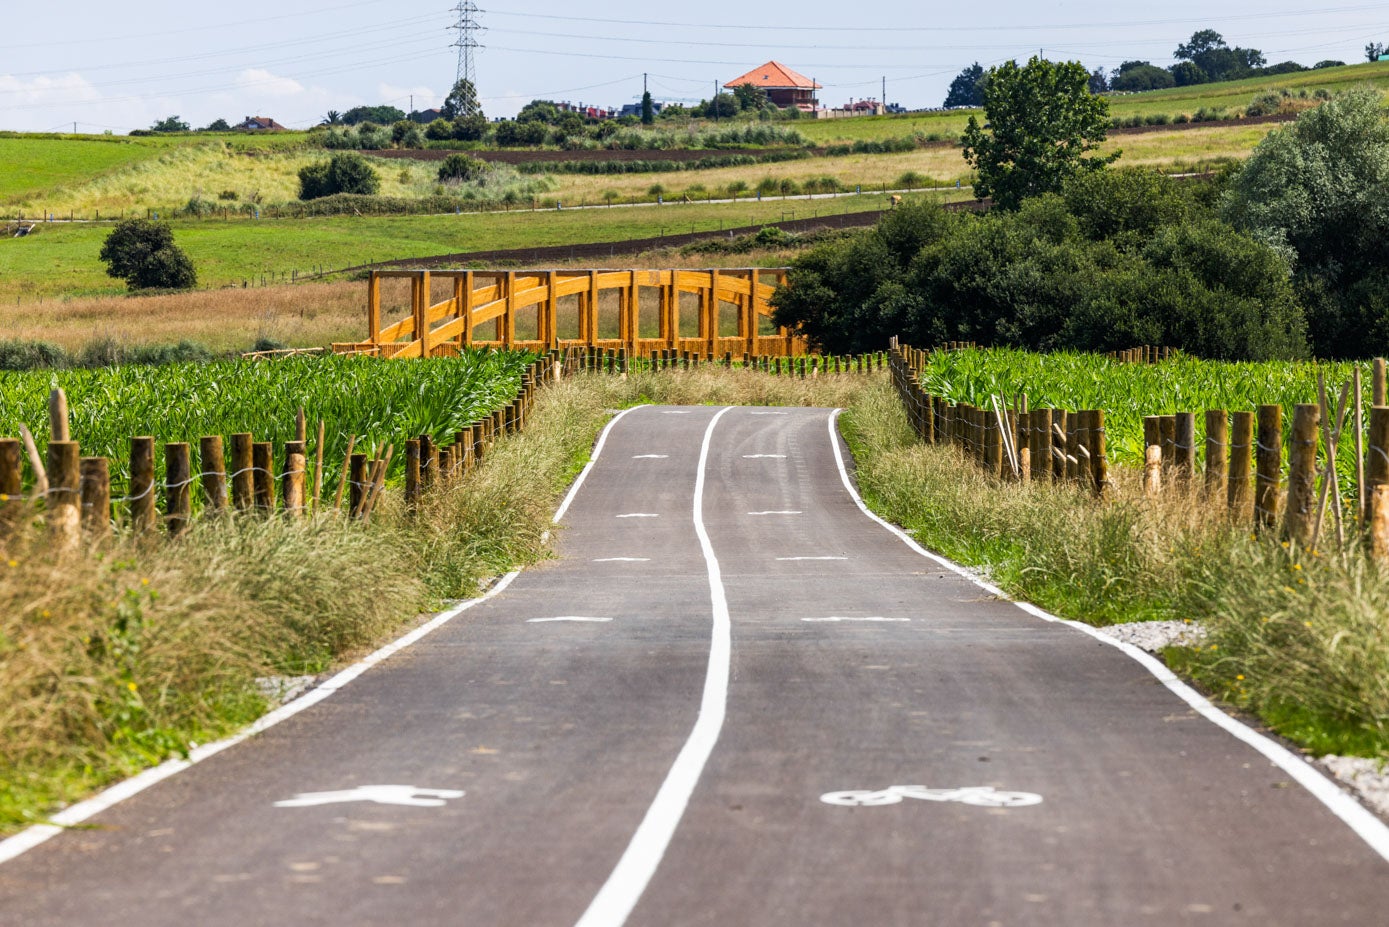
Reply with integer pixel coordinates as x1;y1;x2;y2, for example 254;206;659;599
820;785;1042;808
594;557;650;562
777;556;847;561
0;406;659;867
660;410;693;415
574;406;734;927
748;510;801;516
742;454;787;459
616;513;660;519
527;616;613;624
802;616;908;623
823;410;1389;863
0;570;523;866
275;786;464;809
749;411;788;416
632;454;669;459
554;406;648;524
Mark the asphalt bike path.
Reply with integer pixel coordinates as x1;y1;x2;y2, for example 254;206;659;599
2;406;1388;925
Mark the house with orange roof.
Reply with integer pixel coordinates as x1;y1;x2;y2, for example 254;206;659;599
723;61;820;110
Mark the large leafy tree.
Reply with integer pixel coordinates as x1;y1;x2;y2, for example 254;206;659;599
1222;89;1389;356
1174;30;1264;83
961;57;1118;210
1109;60;1174;92
99;220;196;290
944;63;986;108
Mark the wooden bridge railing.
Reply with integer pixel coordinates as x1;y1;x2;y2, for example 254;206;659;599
332;268;806;359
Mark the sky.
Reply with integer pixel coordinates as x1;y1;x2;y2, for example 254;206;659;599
1;1;1386;133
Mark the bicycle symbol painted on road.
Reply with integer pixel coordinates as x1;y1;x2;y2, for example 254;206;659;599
820;785;1042;808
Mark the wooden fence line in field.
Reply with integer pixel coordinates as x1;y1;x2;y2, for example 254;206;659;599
890;337;1389;558
0;357;559;546
555;344;886;377
334;268;806;361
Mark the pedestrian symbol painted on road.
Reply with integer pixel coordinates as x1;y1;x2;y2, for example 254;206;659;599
274;786;465;808
820;785;1042;808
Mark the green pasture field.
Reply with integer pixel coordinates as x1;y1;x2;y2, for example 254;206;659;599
0;133;311;206
796;60;1389;143
0;194;953;299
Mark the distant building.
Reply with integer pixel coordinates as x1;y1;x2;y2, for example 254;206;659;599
234;116;286;131
556;101;618;120
411;108;443;124
723;61;820;110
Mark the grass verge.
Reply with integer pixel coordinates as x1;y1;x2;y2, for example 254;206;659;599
838;377;1389;759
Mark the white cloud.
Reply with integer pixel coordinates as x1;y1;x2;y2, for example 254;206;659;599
236;68;305;98
0;72;101;106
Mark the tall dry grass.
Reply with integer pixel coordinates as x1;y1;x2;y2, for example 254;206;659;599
842;378;1389;757
4;281;365;353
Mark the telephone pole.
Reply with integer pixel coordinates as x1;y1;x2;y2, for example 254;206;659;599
450;2;484;89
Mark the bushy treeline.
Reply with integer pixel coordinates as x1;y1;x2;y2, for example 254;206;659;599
771;172;1308;360
0;339;213;371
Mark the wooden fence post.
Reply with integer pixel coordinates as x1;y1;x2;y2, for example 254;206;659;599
200;436;226;514
1159;415;1176;471
230;433;254;512
420;434;435;489
49;388;70;442
1174;412;1196;484
1051;409;1067;481
1144;445;1162;496
79;456;110;539
165;442;192;536
130;436;157;533
1368;485;1389;564
283;441;306;517
1375;358;1386;406
348;453;368;517
1255;405;1282;530
1090;410;1108;498
47;441;80;549
1283;404;1319;545
253;442;274;514
1204;410;1228;503
1032;409;1052;484
1228;411;1254;518
1365;406;1389;525
405;439;421;509
0;438;22;539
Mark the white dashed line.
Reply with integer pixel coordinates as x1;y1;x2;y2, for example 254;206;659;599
633;455;669;459
748;510;801;516
594;558;651;562
802;617;909;623
660;411;693;415
616;513;660;519
742;454;787;459
528;617;613;623
777;556;848;561
749;411;788;416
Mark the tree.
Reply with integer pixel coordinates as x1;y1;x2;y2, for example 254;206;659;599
202;118;231;132
962;57;1119;210
341;105;405;126
1110;61;1175;92
641;90;655;125
1087;68;1109;94
1367;42;1385;62
1169;61;1206;87
391;120;424;148
944;63;986;108
1314;60;1347;69
437;153;488;183
150;115;189;133
440;79;484;120
297;152;380;200
516;100;562;124
322;110;342;126
99;219;196;290
695;93;737;119
1173;30;1262;83
1222;89;1389;356
733;82;767;111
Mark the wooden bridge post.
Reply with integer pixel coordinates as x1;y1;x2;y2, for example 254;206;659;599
545;270;559;350
503;271;516;349
367;271;381;351
413;271;433;359
626;270;640;354
458;272;473;350
774;269;792;355
585;270;598;344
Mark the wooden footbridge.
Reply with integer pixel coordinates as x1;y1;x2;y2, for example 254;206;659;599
332;268;806;359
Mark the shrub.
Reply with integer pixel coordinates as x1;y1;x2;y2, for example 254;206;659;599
0;340;69;371
298;152;381;200
98;219;197;291
437;153;488;183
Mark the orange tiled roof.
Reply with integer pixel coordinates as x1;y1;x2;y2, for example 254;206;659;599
723;61;821;91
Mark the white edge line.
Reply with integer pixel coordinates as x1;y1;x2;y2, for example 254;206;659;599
0;570;521;866
554;405;649;525
0;405;655;867
574;406;734;927
824;409;1389;863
